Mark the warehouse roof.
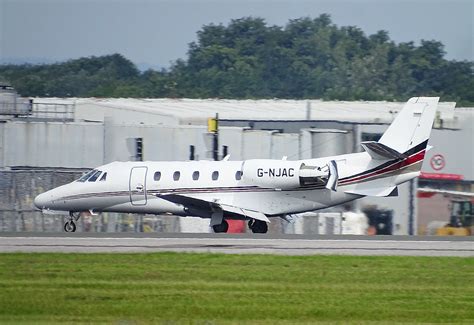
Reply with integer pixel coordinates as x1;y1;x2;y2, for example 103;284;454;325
35;97;463;125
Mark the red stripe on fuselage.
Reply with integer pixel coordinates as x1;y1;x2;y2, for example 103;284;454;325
339;149;426;185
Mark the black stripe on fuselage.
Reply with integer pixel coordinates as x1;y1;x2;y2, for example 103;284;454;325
339;139;428;182
58;183;329;202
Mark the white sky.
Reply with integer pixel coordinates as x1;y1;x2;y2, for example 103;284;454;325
1;0;472;69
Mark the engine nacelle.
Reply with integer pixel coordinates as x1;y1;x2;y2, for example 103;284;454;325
242;159;334;189
242;159;302;189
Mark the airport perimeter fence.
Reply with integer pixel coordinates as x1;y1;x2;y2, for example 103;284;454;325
0;170;180;233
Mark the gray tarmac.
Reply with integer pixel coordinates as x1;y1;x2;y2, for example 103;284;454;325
0;233;472;256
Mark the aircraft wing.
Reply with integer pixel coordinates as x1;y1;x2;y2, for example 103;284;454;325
158;194;270;223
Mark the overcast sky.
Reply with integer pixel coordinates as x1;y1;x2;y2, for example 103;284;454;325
1;0;472;69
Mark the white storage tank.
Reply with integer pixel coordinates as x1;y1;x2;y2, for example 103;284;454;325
300;129;351;159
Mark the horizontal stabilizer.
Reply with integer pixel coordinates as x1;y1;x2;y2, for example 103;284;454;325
345;186;398;197
361;141;407;160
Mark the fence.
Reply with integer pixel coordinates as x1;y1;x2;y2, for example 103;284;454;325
0;170;179;232
29;102;75;121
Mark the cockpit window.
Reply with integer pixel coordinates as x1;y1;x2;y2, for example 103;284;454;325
77;170;96;182
88;170;102;182
99;172;107;181
77;169;106;182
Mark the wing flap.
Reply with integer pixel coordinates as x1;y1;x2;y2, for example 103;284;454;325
221;204;270;223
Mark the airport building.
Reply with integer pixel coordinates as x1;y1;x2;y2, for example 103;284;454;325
0;92;472;235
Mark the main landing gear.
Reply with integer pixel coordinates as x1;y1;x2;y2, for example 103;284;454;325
212;219;229;233
248;219;268;234
64;212;80;232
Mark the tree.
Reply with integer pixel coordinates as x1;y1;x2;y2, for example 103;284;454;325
0;15;472;105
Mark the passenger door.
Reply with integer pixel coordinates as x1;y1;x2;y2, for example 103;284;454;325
129;166;148;205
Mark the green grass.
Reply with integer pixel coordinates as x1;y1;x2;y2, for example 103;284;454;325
0;253;472;324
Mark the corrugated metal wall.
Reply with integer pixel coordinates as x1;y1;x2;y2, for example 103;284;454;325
2;121;351;167
1;122;104;168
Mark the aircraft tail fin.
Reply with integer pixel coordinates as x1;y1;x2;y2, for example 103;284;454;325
345;98;441;196
377;97;440;155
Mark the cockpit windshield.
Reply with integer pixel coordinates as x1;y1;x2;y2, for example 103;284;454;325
87;170;102;182
77;170;96;182
77;169;104;182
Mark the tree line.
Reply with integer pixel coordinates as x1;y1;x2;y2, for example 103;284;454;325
1;15;472;105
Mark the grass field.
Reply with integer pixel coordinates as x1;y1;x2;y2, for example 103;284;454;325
0;253;472;324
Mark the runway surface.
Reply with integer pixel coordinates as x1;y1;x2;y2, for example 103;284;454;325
0;233;473;256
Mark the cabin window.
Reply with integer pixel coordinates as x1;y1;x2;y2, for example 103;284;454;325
154;171;161;181
212;171;219;181
77;169;96;182
99;172;107;181
87;170;102;182
192;171;200;180
173;171;181;181
235;171;242;180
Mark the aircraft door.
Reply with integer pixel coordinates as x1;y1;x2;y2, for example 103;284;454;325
129;166;148;205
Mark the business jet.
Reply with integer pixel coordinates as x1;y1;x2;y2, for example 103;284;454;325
34;97;440;233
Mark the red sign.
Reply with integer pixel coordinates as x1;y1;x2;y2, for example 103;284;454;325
430;154;445;171
420;172;463;180
417;192;435;198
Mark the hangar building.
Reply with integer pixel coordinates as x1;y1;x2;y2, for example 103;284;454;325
0;95;472;235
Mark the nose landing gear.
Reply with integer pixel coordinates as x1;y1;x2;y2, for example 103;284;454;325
64;212;80;232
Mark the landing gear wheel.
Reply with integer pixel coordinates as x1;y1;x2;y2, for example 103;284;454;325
64;211;80;233
64;221;76;232
212;219;229;233
249;219;268;234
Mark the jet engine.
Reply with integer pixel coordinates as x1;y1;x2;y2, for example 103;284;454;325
242;159;335;190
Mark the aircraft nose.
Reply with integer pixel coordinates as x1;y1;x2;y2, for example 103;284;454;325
34;192;49;209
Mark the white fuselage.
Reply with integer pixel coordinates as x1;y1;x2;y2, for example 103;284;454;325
33;149;421;219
